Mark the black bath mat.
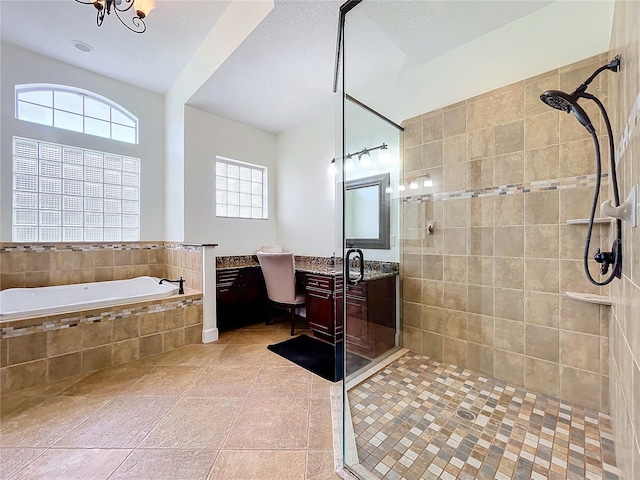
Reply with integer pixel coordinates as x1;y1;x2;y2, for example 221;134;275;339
267;334;370;382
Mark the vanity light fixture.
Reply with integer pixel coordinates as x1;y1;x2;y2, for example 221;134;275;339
345;143;388;166
378;144;390;164
328;158;337;176
330;142;389;175
398;184;406;192
424;174;433;187
345;157;355;171
75;0;156;33
409;180;419;190
359;151;372;167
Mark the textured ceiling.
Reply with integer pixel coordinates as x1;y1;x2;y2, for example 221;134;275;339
188;0;553;133
2;0;558;133
0;0;231;94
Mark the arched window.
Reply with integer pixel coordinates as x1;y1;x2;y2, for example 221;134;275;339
15;84;138;144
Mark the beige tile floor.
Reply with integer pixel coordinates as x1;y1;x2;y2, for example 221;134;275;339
0;318;341;480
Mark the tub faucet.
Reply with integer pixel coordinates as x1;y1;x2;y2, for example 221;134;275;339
159;277;185;294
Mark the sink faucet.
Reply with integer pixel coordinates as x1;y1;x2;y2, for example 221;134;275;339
159;276;185;294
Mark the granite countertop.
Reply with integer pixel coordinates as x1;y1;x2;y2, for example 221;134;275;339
216;255;398;281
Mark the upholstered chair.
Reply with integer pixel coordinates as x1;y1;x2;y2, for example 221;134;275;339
257;251;305;335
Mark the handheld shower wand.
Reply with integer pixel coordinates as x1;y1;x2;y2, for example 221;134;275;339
540;55;622;286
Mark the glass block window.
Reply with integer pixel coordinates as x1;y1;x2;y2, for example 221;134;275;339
12;137;140;242
15;84;138;144
215;157;268;219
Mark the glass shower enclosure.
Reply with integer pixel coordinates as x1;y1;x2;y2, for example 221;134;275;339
334;1;405;477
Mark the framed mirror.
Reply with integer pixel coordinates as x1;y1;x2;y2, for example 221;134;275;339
345;173;390;249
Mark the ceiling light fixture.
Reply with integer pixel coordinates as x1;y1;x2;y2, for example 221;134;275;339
72;40;94;53
75;0;156;33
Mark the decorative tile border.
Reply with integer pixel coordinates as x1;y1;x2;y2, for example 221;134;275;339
0;242;208;254
164;243;202;253
401;173;608;204
616;89;640;164
1;296;203;339
0;242;164;253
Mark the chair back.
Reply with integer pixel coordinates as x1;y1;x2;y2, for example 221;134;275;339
257;252;296;304
259;245;283;253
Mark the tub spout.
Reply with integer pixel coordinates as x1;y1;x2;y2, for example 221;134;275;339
159;277;185;294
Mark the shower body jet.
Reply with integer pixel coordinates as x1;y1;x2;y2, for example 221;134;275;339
540;55;622;286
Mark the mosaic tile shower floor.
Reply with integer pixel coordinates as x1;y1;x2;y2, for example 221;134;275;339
348;352;620;480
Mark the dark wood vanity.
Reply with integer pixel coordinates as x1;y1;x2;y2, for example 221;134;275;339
215;263;396;357
215;266;265;331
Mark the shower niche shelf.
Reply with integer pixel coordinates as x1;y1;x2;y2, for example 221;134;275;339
565;218;612;225
565;291;612;305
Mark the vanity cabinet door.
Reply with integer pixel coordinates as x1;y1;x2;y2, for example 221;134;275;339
216;267;265;329
345;275;397;358
306;287;334;334
239;267;265;324
345;289;371;357
303;273;342;343
216;269;240;331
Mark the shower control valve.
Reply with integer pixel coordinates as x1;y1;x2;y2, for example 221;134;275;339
594;248;614;275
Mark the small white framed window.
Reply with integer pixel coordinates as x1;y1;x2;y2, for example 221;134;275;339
12;136;140;242
215;156;268;219
15;84;138;144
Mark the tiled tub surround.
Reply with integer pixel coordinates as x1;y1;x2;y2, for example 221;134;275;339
0;242;164;291
0;293;203;394
164;243;204;292
401;53;614;412
0;242;203;291
348;352;619;480
606;0;640;478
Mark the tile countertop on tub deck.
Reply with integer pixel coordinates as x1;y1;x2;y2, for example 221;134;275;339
215;255;399;281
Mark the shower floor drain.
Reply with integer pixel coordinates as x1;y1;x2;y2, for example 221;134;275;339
455;409;476;421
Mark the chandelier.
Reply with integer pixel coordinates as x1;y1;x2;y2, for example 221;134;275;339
75;0;156;33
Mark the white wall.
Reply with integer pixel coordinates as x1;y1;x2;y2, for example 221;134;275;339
276;108;336;257
183;105;277;255
0;42;165;241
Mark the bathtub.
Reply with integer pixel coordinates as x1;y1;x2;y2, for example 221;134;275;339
0;276;179;322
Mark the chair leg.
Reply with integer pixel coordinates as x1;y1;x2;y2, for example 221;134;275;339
290;306;296;336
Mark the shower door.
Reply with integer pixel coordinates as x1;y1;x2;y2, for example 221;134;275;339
335;2;404;476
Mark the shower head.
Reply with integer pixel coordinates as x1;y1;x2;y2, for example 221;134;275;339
540;90;574;113
539;55;621;135
540;89;595;134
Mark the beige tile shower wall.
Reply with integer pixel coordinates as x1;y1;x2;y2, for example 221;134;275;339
607;1;640;478
163;244;203;292
0;243;164;289
401;54;613;412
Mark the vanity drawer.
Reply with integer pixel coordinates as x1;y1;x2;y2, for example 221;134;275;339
217;269;239;284
346;282;367;298
306;274;333;291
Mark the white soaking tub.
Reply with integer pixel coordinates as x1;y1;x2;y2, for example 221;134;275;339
0;276;179;322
